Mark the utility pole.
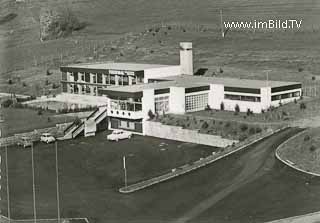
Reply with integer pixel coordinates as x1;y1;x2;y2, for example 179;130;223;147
5;146;10;223
55;142;61;223
123;156;127;188
31;143;37;223
220;9;225;38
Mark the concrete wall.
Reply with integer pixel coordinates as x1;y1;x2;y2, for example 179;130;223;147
169;86;186;114
144;66;181;83
144;121;238;148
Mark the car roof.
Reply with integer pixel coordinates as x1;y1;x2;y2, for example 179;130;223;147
42;133;51;135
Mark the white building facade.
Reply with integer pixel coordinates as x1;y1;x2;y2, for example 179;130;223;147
60;42;302;135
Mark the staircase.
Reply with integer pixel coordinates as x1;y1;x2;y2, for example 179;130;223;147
60;106;107;140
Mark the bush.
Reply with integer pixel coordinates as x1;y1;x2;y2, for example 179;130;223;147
205;104;211;111
309;145;317;152
240;123;248;132
234;104;240;114
220;102;224;111
8;79;13;85
37;109;43;115
22;82;27;87
255;127;262;133
201;121;209;129
46;69;52;76
300;102;306;110
148;109;155;120
1;99;13;108
304;135;311;141
298;67;304;72
52;83;59;89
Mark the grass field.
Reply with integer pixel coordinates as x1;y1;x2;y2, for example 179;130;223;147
278;128;320;175
0;133;215;222
1;0;320;95
0;108;76;137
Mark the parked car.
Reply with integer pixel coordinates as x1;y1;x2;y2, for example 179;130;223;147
40;133;56;143
17;136;32;148
107;130;132;141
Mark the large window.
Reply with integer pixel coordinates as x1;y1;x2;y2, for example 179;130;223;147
271;91;300;101
155;96;169;114
185;93;208;112
224;94;261;102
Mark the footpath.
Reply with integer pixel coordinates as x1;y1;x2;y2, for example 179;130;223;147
266;211;320;223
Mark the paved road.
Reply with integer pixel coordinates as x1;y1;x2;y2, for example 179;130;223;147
167;127;320;223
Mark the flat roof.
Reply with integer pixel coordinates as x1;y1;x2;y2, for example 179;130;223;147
100;75;301;94
156;75;301;89
100;80;207;93
62;62;177;71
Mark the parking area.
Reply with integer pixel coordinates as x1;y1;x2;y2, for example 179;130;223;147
1;132;216;221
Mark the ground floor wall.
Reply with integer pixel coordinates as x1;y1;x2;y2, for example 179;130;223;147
109;117;143;134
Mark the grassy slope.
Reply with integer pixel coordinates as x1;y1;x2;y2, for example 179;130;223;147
278;128;320;174
1;0;320;95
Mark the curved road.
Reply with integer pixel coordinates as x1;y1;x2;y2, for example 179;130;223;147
151;127;320;223
173;128;303;223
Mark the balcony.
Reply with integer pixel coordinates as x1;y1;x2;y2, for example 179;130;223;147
108;99;143;119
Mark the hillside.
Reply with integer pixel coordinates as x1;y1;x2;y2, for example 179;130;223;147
1;0;320;95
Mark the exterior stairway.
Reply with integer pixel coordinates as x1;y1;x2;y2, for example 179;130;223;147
60;106;107;140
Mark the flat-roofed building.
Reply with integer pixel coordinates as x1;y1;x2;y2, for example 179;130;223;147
60;62;181;96
59;42;302;135
99;76;301;134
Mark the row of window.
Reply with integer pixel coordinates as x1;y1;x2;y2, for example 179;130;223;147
224;94;261;102
110;100;142;111
69;72;143;85
271;91;300;101
69;84;98;95
185;93;208;112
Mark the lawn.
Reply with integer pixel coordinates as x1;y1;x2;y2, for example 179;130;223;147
0;108;76;137
0;133;216;222
277;127;320;175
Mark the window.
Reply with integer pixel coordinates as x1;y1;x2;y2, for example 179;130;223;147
185;93;208;112
224;94;261;102
110;75;115;85
271;91;300;101
155;96;169;113
97;73;103;84
85;73;90;82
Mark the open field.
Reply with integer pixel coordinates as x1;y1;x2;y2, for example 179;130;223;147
0;107;76;137
1;0;320;95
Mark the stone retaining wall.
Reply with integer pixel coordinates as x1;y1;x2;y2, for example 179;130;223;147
144;121;238;148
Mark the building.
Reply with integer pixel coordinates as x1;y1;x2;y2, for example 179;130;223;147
60;42;302;136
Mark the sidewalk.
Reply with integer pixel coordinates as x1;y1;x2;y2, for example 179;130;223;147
266;211;320;223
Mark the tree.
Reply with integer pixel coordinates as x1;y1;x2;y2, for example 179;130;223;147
201;121;209;129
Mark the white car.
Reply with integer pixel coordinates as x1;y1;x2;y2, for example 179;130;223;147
40;133;56;143
107;130;132;141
